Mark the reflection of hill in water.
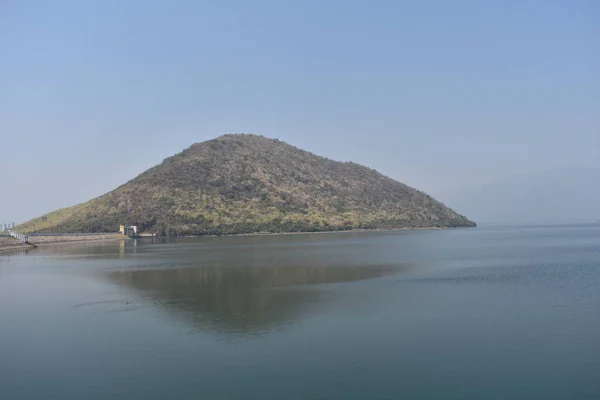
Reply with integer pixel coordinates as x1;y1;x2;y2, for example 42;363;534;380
109;264;404;336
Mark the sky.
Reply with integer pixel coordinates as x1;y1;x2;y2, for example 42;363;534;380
1;0;598;224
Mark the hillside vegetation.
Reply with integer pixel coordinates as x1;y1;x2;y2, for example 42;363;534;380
17;134;475;235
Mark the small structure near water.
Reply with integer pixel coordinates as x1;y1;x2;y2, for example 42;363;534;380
119;225;138;238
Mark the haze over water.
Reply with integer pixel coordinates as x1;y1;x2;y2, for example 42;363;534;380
1;225;599;399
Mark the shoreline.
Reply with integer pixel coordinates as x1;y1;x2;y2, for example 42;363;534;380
0;244;34;253
173;225;465;239
1;226;475;254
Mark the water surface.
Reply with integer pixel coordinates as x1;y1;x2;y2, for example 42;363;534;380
1;226;599;399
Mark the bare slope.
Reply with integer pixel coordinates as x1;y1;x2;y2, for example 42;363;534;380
17;134;475;235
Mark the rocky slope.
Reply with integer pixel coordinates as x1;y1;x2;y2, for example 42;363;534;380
17;134;475;235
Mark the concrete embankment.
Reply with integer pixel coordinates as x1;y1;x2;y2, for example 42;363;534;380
0;234;125;253
0;235;33;252
28;234;125;246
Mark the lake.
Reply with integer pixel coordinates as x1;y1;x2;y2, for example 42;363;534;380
1;225;599;399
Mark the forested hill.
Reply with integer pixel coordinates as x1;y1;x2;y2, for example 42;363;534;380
17;134;475;235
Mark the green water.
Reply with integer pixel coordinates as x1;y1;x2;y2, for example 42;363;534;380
1;225;599;399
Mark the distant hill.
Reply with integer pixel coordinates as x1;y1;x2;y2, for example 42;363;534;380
17;134;475;235
440;167;600;225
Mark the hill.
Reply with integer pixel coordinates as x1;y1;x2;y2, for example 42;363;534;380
16;134;475;235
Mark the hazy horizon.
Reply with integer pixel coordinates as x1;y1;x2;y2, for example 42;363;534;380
2;1;598;225
441;166;600;225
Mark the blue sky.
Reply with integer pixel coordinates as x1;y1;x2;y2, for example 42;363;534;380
1;0;598;224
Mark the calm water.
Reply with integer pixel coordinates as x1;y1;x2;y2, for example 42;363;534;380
1;225;599;399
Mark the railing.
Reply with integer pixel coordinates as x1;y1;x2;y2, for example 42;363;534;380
7;230;29;243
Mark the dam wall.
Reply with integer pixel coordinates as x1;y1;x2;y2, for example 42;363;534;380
0;233;125;252
0;235;32;252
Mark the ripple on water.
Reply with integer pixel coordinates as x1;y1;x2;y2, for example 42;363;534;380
72;298;174;314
